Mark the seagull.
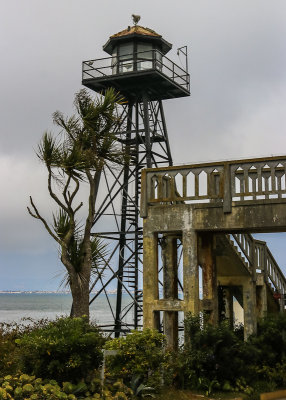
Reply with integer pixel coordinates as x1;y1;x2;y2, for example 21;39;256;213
132;14;141;25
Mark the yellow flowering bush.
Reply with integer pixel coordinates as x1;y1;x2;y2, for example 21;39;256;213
0;374;132;400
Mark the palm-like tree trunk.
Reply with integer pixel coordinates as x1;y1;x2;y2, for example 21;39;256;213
69;270;90;318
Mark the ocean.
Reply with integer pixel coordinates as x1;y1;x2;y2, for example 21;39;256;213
0;293;132;327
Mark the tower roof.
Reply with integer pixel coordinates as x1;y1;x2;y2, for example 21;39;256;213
110;25;161;39
103;25;172;55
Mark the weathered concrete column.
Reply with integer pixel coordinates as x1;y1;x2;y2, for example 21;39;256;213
143;231;159;329
183;230;199;316
256;284;267;319
243;278;257;339
162;235;179;349
199;233;218;324
224;287;234;327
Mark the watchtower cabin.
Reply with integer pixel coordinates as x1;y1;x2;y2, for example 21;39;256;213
82;25;190;103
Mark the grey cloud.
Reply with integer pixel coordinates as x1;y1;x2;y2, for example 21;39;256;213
1;0;286;288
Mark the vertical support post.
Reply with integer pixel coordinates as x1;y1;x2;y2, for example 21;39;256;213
142;93;152;168
256;285;267;319
223;163;232;213
183;230;199;316
143;231;159;329
279;287;285;313
243;278;257;340
250;237;256;282
158;100;173;166
224;287;234;327
199;233;218;324
134;102;140;329
162;235;179;349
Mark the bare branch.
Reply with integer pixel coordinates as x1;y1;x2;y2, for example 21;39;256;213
28;196;61;244
69;176;80;205
47;167;69;213
74;201;83;214
63;173;72;208
27;206;39;220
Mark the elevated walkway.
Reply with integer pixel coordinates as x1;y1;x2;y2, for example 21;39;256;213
140;156;286;346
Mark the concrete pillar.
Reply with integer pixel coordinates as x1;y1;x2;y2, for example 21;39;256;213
183;230;199;315
200;233;218;324
243;278;257;339
224;287;234;327
143;231;159;329
256;284;267;319
162;235;179;349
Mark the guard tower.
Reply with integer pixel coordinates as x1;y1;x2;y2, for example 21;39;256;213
82;19;190;336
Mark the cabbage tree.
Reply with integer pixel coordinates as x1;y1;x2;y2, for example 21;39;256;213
28;88;125;319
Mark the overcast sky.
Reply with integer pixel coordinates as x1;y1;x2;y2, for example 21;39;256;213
1;0;286;291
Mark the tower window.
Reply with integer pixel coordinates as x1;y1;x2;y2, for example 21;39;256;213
118;43;134;73
137;42;153;71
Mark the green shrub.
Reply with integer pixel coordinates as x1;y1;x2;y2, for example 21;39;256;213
0;320;45;376
179;313;286;394
104;329;169;389
15;317;105;383
180;314;258;392
0;323;20;376
251;362;286;389
250;313;286;366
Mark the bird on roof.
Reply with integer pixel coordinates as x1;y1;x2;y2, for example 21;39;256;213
132;14;141;25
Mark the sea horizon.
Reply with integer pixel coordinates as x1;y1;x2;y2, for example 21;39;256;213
0;292;133;326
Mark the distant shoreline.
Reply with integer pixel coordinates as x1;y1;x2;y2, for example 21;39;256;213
0;290;119;295
0;291;71;294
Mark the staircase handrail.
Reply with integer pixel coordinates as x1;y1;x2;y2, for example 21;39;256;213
231;233;253;266
264;244;286;295
230;233;286;295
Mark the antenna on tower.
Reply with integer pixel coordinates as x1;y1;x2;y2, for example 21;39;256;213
177;45;188;73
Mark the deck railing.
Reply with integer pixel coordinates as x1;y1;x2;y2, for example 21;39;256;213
82;49;190;91
141;155;286;215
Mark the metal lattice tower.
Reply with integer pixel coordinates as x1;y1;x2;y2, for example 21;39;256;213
82;23;190;335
